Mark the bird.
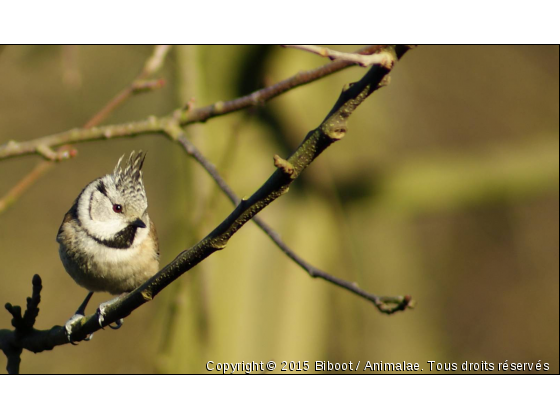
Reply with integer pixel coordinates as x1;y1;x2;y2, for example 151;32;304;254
57;151;159;341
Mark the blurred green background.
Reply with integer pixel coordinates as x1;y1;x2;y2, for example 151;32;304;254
0;45;558;374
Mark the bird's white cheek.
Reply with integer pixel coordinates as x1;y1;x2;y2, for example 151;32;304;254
82;217;128;240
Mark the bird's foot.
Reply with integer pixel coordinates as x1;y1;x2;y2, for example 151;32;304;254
109;318;124;329
97;295;125;329
64;313;94;344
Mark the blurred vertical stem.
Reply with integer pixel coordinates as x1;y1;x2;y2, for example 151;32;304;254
156;45;210;373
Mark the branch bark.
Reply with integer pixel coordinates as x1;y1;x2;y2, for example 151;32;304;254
283;44;401;67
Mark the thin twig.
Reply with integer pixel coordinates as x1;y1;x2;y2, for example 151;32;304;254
176;131;412;314
283;45;397;68
84;78;166;129
0;45;387;162
178;45;388;123
85;45;170;128
0;274;42;374
0;46;170;215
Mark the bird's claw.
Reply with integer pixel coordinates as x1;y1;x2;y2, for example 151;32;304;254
65;313;83;344
109;318;124;329
97;297;124;330
64;313;94;344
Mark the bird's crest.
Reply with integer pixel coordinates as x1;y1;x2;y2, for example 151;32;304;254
113;151;147;201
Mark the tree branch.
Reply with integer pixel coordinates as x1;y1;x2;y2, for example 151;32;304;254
0;45;414;372
175;131;412;313
0;45;386;162
84;45;170;128
0;274;42;374
283;44;401;68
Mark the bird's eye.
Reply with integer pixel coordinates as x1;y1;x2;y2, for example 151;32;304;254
113;204;123;213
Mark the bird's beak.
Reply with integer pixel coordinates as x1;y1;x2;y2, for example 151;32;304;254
131;218;147;229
